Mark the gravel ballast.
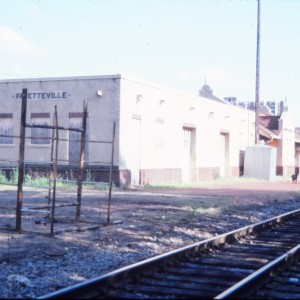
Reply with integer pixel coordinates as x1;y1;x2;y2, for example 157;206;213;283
0;178;299;299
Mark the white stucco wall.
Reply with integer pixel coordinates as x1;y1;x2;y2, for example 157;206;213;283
0;74;256;185
278;108;295;175
119;76;255;181
0;75;120;165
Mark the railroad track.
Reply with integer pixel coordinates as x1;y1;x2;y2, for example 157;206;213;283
39;208;300;299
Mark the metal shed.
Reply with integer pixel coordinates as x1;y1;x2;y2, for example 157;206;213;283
244;144;277;181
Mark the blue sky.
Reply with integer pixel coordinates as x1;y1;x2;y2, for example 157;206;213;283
1;0;300;125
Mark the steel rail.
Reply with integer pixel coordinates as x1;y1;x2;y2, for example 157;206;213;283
215;244;300;299
38;208;300;299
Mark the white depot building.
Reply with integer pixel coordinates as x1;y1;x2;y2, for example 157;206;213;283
0;75;255;187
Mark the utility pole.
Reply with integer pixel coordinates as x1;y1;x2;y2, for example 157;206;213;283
255;0;261;144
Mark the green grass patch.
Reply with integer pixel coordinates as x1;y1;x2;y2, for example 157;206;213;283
0;168;118;191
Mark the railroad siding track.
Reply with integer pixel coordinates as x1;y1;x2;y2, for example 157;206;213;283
237;244;300;299
256;262;300;299
39;209;300;299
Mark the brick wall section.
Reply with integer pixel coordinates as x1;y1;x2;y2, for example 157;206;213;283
275;166;296;176
141;167;242;184
31;113;50;118
0;164;126;187
140;169;181;185
231;167;240;177
0;113;13;118
0;164;130;188
69;112;83;118
276;166;296;176
282;166;296;177
276;166;283;176
197;167;219;181
118;169;131;187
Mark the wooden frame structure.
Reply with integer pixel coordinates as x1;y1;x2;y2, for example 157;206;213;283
0;88;116;235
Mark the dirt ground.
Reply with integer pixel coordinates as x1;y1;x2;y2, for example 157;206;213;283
142;178;300;198
0;177;300;298
0;177;299;245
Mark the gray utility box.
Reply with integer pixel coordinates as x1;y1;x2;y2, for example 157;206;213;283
244;144;277;181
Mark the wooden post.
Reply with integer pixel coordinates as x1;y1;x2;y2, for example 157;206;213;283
76;100;88;221
47;113;56;213
255;0;261;144
50;106;59;235
107;122;116;224
16;88;27;231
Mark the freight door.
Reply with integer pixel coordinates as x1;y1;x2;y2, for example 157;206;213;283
69;117;89;164
182;127;196;182
130;118;141;186
219;132;229;177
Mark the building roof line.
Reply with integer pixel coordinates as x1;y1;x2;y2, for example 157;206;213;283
0;74;122;83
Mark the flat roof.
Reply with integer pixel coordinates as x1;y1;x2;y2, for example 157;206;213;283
0;74;122;83
0;74;255;116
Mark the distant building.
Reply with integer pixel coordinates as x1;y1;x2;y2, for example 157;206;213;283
265;101;277;115
224;97;237;106
0;75;256;187
202;86;299;177
224;98;284;117
0;77;297;187
199;84;228;104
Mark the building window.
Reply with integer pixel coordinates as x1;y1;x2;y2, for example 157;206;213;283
157;100;166;118
69;112;89;164
31;113;51;145
0;113;13;144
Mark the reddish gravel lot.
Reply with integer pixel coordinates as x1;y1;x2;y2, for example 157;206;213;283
141;178;300;203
